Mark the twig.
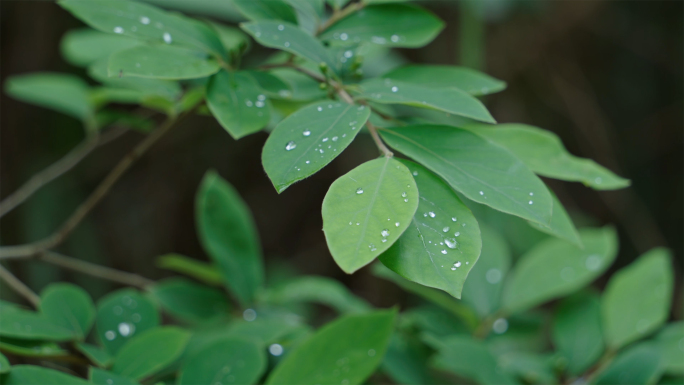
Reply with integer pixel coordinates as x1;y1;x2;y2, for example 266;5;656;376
0;264;40;307
367;123;393;157
317;2;364;35
258;63;326;83
0;126;128;219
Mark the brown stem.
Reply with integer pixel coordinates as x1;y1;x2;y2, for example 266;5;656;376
317;2;364;35
367;123;393;157
0;264;40;307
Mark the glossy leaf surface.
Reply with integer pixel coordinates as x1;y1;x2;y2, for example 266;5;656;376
382;65;506;95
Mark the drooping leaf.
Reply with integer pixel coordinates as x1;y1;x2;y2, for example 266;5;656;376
155;253;222;286
90;59;182;100
232;0;298;24
0;352;8;374
552;292;604;375
526;190;582;247
381;332;436;385
3;365;90;385
262;101;371;192
210;22;251;56
90;368;140;385
58;0;225;57
320;4;444;48
95;289;160;355
60;28;141;67
108;45;220;80
206;70;271;139
179;337;266;385
602;247;673;349
5;73;93;121
460;224;511;318
265;309;397;385
655;322;684;375
359;79;495;123
76;342;113;368
502;227;618;314
465;124;630;190
112;327;190;380
379;160;482;299
150;278;230;324
0;303;73;342
0;337;68;357
322;157;419;273
594;342;664;385
261;275;371;313
382;65;506;96
196;171;264;305
90;87;146;106
379;125;553;225
39;283;95;340
284;0;324;34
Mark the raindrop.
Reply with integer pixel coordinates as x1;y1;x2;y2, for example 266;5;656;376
284;42;290;47
442;227;449;232
113;26;124;34
118;322;134;337
303;130;311;136
454;232;460;237
317;106;323;112
344;50;353;58
369;243;377;252
529;200;533;205
243;308;257;321
245;100;253;107
322;137;329;142
479;191;484;195
277;24;285;31
105;330;116;340
445;238;457;249
332;136;338;141
340;33;348;41
594;177;602;184
285;141;297;151
255;101;265;108
452;217;457;222
391;34;400;42
486;269;502;284
269;344;284;356
305;160;310;164
140;16;150;24
441;250;447;255
163;32;172;44
257;94;266;101
454;261;462;268
492;318;508;334
423;213;428;217
585;254;601;271
278;90;291;98
428;212;436;218
403;199;409;203
391;86;398;92
401;192;407;198
356;188;364;194
371;36;386;44
356;223;360;226
529;192;534;196
381;229;390;237
412;171;418;176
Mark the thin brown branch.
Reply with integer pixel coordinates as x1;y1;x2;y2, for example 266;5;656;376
258;63;326;83
317;2;364;35
0;264;40;307
367;123;393;157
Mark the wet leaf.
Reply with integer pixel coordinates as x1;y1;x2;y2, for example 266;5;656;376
382;65;506;96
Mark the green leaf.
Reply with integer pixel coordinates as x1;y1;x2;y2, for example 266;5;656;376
602;247;673;349
3;365;90;385
594;342;664;385
112;326;190;380
76;342;113;368
461;224;511;318
502;227;619;314
243;70;292;98
88;59;181;100
0;303;73;342
108;45;220;80
526;190;582;247
320;4;444;48
90;368;140;385
210;22;251;56
382;65;506;96
39;283;95;340
322;157;419;273
0;352;9;374
241;21;334;68
150;278;230;324
58;0;225;57
95;289;160;355
379;125;553;225
552;292;604;375
232;0;298;24
381;333;436;385
379;160;481;299
269;68;326;101
262;101;371;192
196;171;264;305
466;124;630;190
261;275;371;313
359;80;495;123
206;70;271;139
655;322;684;375
61;28;141;67
179;337;266;385
155;253;222;286
221;318;308;347
4;73;93;121
0;337;68;357
265;309;397;385
497;352;556;384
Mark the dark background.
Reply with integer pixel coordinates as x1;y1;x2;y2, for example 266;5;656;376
1;1;682;317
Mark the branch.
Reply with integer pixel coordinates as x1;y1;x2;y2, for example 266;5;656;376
0;264;40;307
317;2;364;35
257;63;326;83
367;123;393;157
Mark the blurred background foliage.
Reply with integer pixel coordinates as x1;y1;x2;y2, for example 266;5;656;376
0;0;681;320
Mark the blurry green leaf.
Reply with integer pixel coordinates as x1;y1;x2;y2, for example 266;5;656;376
265;309;397;385
466;124;630;190
196;171;264;306
269;68;326;101
210;22;250;55
150;278;230;324
379;125;553;225
502;227;618;314
497;352;555;385
90;87;145;106
95;289;160;355
112;327;190;380
3;365;90;385
594;342;664;385
59;0;226;57
655;322;684;375
95;110;154;133
359;80;495;123
262;275;371;313
76;342;113;368
39;283;95;340
0;303;73;341
602;247;673;349
379;160;482;299
322;157;419;273
461;224;511;318
243;70;292;98
526;190;582;247
90;368;140;385
206;70;271;139
221;317;308;347
402;305;471;337
320;4;444;48
61;28;141;67
108;45;220;80
326;0;351;10
241;21;334;68
88;59;181;100
232;0;298;24
5;73;93;121
552;292;604;375
381;332;436;385
262;101;371;192
285;0;324;34
0;337;68;357
155;254;222;286
382;65;506;96
179;337;266;385
0;352;8;374
486;312;548;357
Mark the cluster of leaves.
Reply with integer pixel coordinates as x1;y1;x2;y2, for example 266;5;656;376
1;0;680;384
